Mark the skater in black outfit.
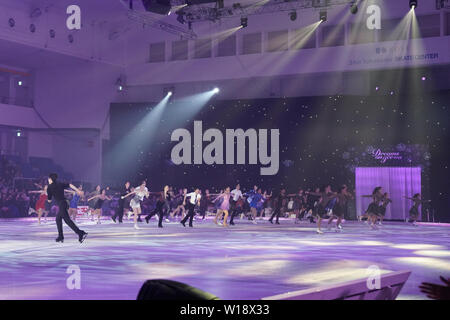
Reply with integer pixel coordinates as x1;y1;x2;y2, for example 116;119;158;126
405;194;430;226
229;184;244;225
145;185;171;228
329;185;353;231
47;173;87;243
305;187;320;223
180;188;201;227
293;189;306;223
269;188;287;224
112;181;131;223
307;185;337;234
199;189;210;220
362;187;384;229
377;193;391;225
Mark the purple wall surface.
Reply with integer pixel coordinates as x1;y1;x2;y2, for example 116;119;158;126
355;167;422;220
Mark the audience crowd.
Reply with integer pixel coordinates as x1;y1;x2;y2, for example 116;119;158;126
0;156;30;218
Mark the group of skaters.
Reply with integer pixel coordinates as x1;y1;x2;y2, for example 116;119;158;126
359;186;431;229
27;174;431;242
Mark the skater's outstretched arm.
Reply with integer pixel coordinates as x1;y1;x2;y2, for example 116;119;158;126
286;193;297;197
411;197;431;203
88;194;101;202
121;190;136;199
212;193;224;202
330;193;338;199
69;184;82;195
404;196;426;202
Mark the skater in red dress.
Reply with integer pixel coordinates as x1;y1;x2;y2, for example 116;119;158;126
29;185;50;224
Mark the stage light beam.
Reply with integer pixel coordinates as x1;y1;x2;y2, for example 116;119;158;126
320;10;327;22
105;92;172;180
168;4;187;16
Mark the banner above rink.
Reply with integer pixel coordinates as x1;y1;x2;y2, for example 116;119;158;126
127;36;449;86
345;42;443;70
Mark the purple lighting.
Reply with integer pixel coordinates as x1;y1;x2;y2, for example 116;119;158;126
1;0;449;303
356;167;421;220
0;219;448;300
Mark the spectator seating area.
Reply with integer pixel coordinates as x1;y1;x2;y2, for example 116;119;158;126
1;155;73;181
0;155;74;217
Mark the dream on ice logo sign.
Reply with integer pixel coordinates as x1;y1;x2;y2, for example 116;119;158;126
170;121;280;175
372;149;402;163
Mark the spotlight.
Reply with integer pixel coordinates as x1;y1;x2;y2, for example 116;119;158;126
213;87;220;94
8;18;15;28
18;81;23;86
241;17;247;28
142;0;171;15
16;130;22;137
289;11;297;21
350;3;358;14
421;76;427;81
320;10;327;22
116;77;125;92
409;0;417;9
30;8;42;18
164;86;175;97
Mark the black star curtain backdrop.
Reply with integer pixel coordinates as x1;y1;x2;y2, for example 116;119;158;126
105;92;449;220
